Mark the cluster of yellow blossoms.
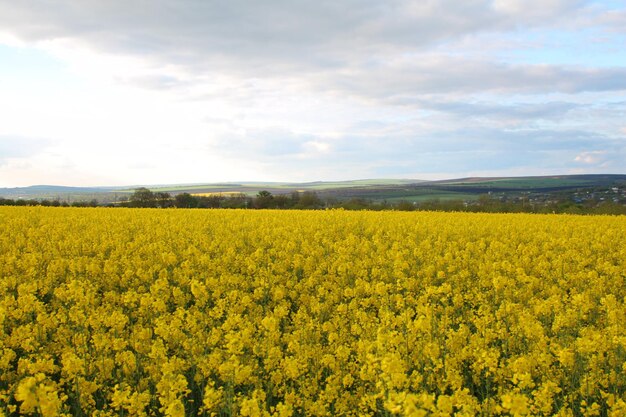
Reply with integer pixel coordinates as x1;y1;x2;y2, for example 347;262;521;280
0;206;625;416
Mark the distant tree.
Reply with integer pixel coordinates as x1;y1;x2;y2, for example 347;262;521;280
444;199;467;212
473;194;503;212
270;194;288;208
290;191;301;206
395;200;415;211
175;193;198;208
255;190;274;209
222;193;249;209
324;197;340;208
294;191;323;209
340;198;371;210
197;195;224;208
130;187;156;208
154;192;172;208
593;201;626;215
0;198;15;206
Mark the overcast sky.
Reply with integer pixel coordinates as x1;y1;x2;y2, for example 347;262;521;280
1;0;625;187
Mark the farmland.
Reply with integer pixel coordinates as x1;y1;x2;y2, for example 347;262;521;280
1;207;625;416
2;175;625;208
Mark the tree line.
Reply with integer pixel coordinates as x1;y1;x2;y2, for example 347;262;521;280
124;188;326;209
2;186;626;215
0;198;99;207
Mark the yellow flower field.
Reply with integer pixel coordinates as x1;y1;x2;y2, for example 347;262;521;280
1;207;625;416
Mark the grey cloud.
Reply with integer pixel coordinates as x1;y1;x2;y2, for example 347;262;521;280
209;122;624;179
1;0;622;101
330;128;617;160
0;0;589;74
415;100;581;120
458;128;621;153
323;59;626;100
2;1;624;183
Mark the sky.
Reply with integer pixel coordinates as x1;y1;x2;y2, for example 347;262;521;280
0;0;625;187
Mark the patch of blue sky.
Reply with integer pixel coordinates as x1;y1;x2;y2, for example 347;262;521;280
590;0;625;9
0;44;78;87
499;28;626;68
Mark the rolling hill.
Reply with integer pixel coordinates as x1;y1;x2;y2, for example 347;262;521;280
2;175;625;204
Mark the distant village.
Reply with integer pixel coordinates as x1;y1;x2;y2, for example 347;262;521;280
466;185;626;214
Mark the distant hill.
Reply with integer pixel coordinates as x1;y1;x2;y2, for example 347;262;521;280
0;185;126;202
326;174;626;202
0;180;424;203
2;175;625;204
0;185;116;195
432;174;626;189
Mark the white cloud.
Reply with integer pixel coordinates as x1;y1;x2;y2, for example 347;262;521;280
0;0;624;186
574;150;607;164
303;141;331;155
